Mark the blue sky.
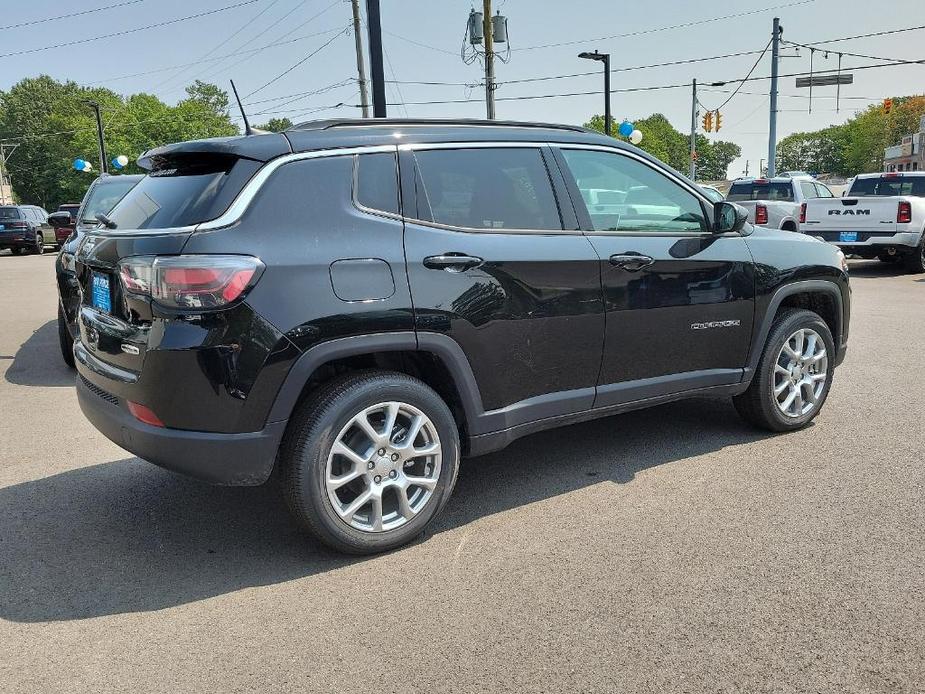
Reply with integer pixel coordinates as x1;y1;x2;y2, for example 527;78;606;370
1;0;923;176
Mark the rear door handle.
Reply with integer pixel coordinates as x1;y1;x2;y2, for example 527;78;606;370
609;253;655;271
423;254;484;272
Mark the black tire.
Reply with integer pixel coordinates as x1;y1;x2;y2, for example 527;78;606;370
904;239;925;274
281;370;460;554
33;232;44;255
10;248;21;256
58;305;75;368
733;308;835;432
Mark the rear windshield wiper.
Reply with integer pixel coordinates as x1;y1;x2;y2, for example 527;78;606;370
95;213;118;229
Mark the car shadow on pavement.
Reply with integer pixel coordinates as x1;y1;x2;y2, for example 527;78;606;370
846;260;910;278
4;320;75;387
0;397;772;623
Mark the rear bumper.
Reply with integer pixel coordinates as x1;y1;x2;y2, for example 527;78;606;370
76;364;286;486
809;231;921;250
0;234;36;249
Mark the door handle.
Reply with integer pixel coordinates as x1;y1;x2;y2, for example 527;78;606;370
423;254;484;272
609;253;655;271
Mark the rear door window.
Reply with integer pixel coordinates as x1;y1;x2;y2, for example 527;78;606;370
412;147;562;230
727;181;794;201
800;181;817;199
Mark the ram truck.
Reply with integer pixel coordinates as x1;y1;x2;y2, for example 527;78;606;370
726;175;835;231
801;171;925;273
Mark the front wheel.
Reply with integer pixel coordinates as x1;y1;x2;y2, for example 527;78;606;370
281;371;460;554
734;308;835;432
33;233;44;255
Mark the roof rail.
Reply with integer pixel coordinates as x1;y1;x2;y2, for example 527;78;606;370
287;117;593;134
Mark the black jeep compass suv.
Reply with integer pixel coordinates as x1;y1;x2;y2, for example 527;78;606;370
73;119;850;554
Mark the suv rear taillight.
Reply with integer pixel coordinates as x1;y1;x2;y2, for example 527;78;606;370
755;204;768;225
799;202;807;224
119;255;263;310
897;201;912;224
7;221;27;229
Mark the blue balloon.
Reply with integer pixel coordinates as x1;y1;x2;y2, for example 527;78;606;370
111;157;124;169
618;120;634;137
73;159;86;171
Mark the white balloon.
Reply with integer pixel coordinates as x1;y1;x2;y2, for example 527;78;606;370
83;162;93;171
629;129;643;144
116;154;129;167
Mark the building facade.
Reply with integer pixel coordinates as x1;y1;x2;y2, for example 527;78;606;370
884;115;925;173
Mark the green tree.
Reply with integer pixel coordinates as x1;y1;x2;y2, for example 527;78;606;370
255;117;293;133
0;76;238;209
584;112;739;180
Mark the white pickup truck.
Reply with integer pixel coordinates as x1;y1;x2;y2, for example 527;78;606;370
726;175;836;231
801;172;925;273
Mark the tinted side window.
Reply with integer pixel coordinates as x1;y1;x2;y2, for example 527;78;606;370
814;183;833;198
561;148;708;233
800;181;817;199
355;152;399;214
413;148;562;230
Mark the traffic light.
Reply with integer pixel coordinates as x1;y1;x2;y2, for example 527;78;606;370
714;110;722;131
883;98;893;114
702;111;713;132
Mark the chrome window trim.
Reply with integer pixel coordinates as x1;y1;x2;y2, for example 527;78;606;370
197;144;398;231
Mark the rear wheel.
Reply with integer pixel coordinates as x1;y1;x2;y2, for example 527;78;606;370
904;239;925;274
734;308;835;432
10;248;21;256
33;233;44;255
58;305;75;368
281;371;460;554
877;252;900;264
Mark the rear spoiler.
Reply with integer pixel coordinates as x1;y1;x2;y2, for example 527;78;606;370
137;133;292;172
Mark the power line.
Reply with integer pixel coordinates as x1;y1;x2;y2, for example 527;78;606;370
799;23;925;47
510;1;815;52
152;0;284;91
0;0;261;60
242;28;347;99
0;0;147;31
86;27;343;84
193;0;344;87
698;39;772;112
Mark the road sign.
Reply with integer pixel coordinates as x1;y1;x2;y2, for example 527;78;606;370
795;74;853;88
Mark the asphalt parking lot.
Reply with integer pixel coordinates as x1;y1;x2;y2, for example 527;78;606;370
1;251;923;693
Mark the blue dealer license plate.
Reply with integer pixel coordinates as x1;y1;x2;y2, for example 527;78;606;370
839;232;858;242
91;272;112;313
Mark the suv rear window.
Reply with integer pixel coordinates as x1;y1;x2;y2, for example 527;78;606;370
105;155;257;230
0;208;20;220
848;176;925;197
413;148;562;230
727;181;794;202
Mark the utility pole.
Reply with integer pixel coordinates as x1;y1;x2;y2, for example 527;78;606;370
689;79;697;180
365;0;386;117
767;17;781;178
87;101;108;174
351;0;370;118
0;142;11;204
482;0;495;119
743;160;750;177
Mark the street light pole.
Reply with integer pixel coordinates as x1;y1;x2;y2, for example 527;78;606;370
578;50;611;136
767;16;781;178
86;101;108;174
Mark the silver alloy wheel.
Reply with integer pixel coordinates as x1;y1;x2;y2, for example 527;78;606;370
35;233;44;254
773;327;828;418
325;401;442;533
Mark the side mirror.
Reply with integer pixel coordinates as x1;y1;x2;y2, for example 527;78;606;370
713;201;748;234
47;211;73;229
